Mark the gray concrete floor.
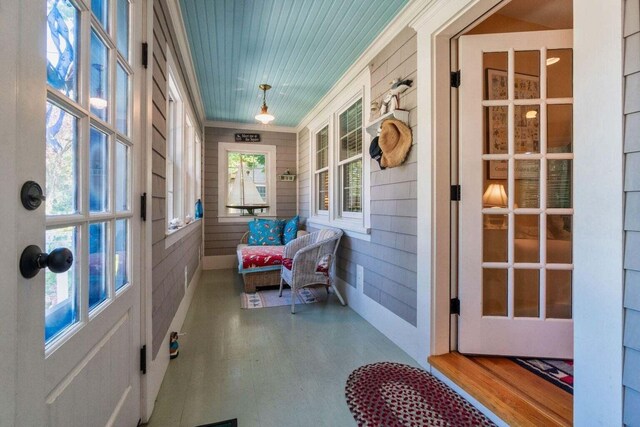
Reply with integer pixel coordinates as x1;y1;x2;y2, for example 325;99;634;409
145;269;418;427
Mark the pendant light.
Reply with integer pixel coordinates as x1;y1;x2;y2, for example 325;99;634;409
255;84;275;124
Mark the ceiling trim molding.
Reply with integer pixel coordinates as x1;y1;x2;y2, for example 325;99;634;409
165;0;206;125
295;0;437;133
205;120;298;134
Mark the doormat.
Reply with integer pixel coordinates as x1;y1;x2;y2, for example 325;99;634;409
345;362;496;427
196;419;237;427
240;286;330;309
510;358;574;394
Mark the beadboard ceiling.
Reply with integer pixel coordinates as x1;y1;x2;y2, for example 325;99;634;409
180;0;408;127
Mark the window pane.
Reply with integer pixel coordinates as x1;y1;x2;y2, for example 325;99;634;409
116;0;129;59
514;51;540;99
226;152;267;214
340;99;362;161
47;0;78;100
45;226;79;343
316;126;328;169
46;103;78;215
318;171;329;211
89;222;108;310
115;141;128;211
116;62;129;135
514;269;540;317
484;52;508;101
483;268;507;316
91;0;109;31
90;127;109;213
90;30;109;121
548;160;572;208
342;159;362;213
115;219;129;291
547;49;573;99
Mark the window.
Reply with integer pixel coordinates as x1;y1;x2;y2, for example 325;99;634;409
217;143;277;222
165;51;202;232
309;93;370;238
45;0;132;346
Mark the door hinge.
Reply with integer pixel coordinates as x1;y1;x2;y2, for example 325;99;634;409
451;185;461;201
140;345;147;374
142;42;149;69
141;192;147;221
450;70;461;88
450;298;460;315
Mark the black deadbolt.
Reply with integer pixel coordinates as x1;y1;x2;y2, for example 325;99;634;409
21;181;46;210
20;245;73;279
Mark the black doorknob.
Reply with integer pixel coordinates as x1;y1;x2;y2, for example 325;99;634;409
20;245;73;279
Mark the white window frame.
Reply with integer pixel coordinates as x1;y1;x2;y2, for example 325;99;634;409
217;142;277;223
165;47;202;238
313;123;330;217
307;69;371;240
336;97;364;219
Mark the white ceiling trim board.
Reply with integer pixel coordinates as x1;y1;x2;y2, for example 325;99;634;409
294;0;437;133
165;0;206;124
205;120;298;134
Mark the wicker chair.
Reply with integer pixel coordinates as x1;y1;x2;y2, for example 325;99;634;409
278;228;346;314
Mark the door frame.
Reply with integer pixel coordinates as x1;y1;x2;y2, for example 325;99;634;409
411;0;624;423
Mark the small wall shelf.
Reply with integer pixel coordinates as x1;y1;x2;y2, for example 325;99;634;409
365;109;410;137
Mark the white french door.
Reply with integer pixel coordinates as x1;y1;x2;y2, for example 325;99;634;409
7;0;143;425
458;30;574;358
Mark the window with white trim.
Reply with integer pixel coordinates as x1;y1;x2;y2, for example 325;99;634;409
217;143;277;222
166;73;183;226
338;99;363;216
315;125;329;213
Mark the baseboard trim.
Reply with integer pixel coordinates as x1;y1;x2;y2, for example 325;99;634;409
203;255;237;270
145;263;202;421
335;277;425;368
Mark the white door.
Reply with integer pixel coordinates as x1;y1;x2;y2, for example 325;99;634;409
5;0;144;425
458;30;574;358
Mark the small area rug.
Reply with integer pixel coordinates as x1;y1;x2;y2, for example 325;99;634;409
345;362;496;427
241;286;329;309
510;358;574;394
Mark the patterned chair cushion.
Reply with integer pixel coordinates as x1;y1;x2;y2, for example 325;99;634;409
241;246;285;269
282;216;299;245
248;219;284;245
282;257;329;275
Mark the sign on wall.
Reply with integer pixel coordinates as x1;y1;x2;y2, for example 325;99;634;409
235;133;261;142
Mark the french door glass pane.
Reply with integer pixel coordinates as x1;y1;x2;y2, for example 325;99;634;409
89;222;108;310
513;51;540;99
116;0;129;59
483;52;508;101
547;215;572;263
515;160;540;208
91;0;109;31
483;268;507;316
483;221;507;262
514;105;540;154
90;30;109;121
514;215;539;263
46;103;78;215
45;226;79;343
46;0;78;100
547;160;572;208
547;49;573;98
514;269;540;317
115;219;129;291
547;270;572;319
115;142;128;211
485;106;507;155
342;160;362;213
90;127;109;213
116;62;129;135
548;104;573;153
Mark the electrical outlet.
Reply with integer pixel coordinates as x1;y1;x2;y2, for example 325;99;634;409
356;264;364;292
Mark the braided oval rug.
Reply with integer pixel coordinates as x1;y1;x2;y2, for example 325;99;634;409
345;362;496;427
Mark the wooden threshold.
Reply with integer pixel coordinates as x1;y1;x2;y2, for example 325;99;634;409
429;352;572;427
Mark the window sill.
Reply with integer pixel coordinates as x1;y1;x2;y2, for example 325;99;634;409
217;215;277;224
307;216;371;241
165;219;201;249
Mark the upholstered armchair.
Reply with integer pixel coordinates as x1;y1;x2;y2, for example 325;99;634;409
279;228;346;313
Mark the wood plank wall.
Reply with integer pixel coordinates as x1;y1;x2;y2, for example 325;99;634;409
298;27;418;325
623;0;640;424
203;127;297;256
150;0;202;359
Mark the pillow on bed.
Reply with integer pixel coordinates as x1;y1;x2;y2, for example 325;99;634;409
248;219;284;245
282;216;299;245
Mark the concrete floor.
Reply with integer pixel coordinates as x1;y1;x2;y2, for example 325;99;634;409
145;269;419;427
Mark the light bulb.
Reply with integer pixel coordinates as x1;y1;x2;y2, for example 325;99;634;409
546;57;560;66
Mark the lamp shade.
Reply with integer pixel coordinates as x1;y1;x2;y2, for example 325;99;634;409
483;183;508;207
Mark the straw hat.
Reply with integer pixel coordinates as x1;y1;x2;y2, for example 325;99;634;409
378;119;412;168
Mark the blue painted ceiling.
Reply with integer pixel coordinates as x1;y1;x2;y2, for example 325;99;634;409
180;0;408;127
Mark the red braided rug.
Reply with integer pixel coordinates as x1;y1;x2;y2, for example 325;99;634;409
345;362;496;427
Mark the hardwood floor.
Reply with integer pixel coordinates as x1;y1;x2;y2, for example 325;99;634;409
429;352;572;427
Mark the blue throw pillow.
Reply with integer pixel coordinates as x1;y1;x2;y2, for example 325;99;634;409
248;219;284;246
282;216;299;244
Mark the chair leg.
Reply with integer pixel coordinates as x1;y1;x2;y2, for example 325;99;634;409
331;280;346;306
278;276;284;297
291;286;296;314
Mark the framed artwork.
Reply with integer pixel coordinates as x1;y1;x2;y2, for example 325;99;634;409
486;69;540;179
